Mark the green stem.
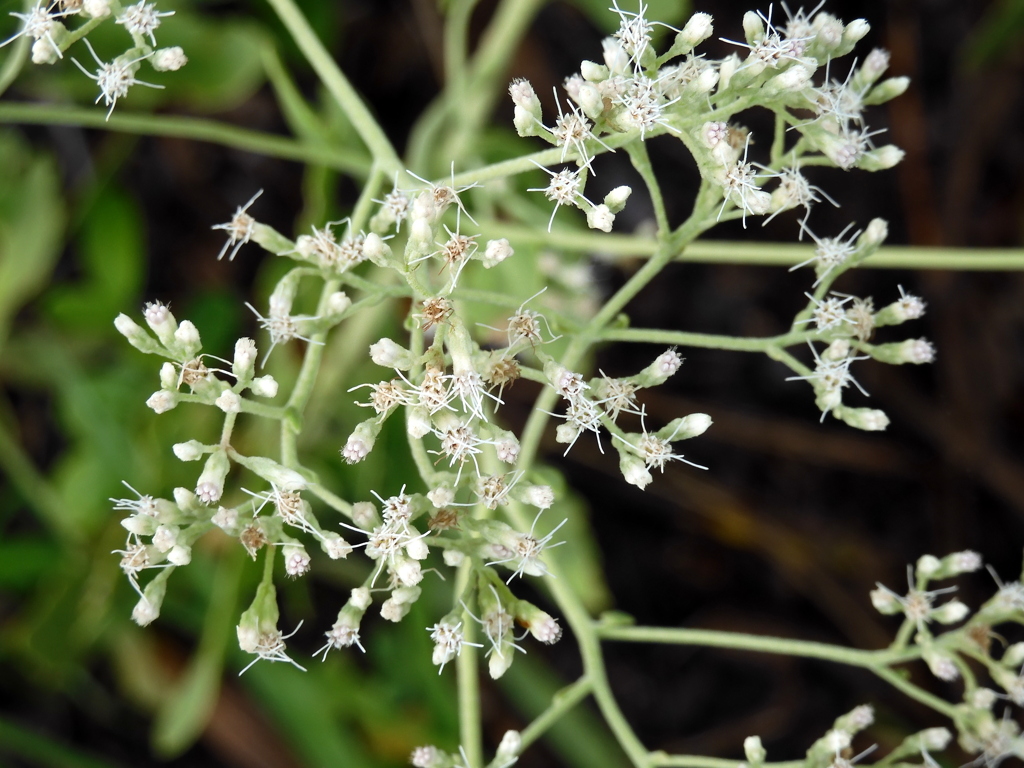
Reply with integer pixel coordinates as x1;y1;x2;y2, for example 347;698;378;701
264;0;403;173
0;103;369;175
456;561;483;767
651;757;804;768
595;625;923;668
625;142;670;238
871;666;959;720
599;327;820;352
518;675;594;751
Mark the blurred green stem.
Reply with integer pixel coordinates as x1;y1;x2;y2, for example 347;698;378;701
517;675;593;751
456;561;483;767
264;0;403;174
0;103;369;175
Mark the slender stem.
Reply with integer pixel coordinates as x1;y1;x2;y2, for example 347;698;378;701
625;142;670;237
0;103;369;175
871;666;959;720
651;757;804;768
264;0;403;173
306;483;352;518
595;625;923;668
456;561;483;767
517;675;594;750
599;327;820;352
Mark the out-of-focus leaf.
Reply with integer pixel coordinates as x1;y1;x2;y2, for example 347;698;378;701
0;133;65;350
0;537;57;590
44;185;143;333
153;548;244;757
243;660;376;768
570;0;691;35
159;14;270;113
963;0;1024;69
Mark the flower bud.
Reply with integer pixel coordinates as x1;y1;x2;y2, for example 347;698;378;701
151;46;188;72
236;455;306;490
870;586;901;614
443;549;465;567
215;389;241;413
766;64;812;93
1004;643;1024;669
407;405;432;439
83;0;111;18
864;77;909;106
657;413;712;441
508;78;541;118
931;600;969;624
580;60;608;81
133;573;169;626
167;544;192;566
496;730;522;762
159;362;178;389
838;406;889;431
577;81;604;120
232;337;257;381
482;238;513;268
857;145;905;171
619;452;652;490
513;484;555;510
922;647;959;681
342;417;383;464
916;554;942;579
859;48;890;86
283;546;311;577
743;736;766;766
841;19;871;48
869;339;935;365
742;11;764;46
862;218;889;249
114;313;161;354
173;440;205;462
195;449;230;504
604;186;632;213
514;601;562;644
250;375;279;398
428;486;454;508
352;501;379;530
513;105;539;137
586;204;614;232
406;536;430;561
122;513;157;536
31;39;60;65
212;506;239;534
143;301;177;347
369;337;414;369
676;12;714;52
146;390;178;414
174;320;202;357
602;38;630;76
350;587;372;610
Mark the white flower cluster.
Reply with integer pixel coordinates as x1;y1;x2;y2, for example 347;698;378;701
1;0;185;118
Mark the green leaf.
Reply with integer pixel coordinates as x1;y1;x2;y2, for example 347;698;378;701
44;185;144;333
152;549;244;757
0;133;65;351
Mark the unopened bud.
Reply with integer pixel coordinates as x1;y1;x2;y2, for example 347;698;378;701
604;186;632;213
173;440;204;462
483;238;513;268
369;337;414;369
676;12;714;52
151;46;188;71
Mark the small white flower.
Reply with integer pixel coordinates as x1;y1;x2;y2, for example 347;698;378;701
115;1;174;46
1;1;74;61
212;190;262;261
71;39;163;120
